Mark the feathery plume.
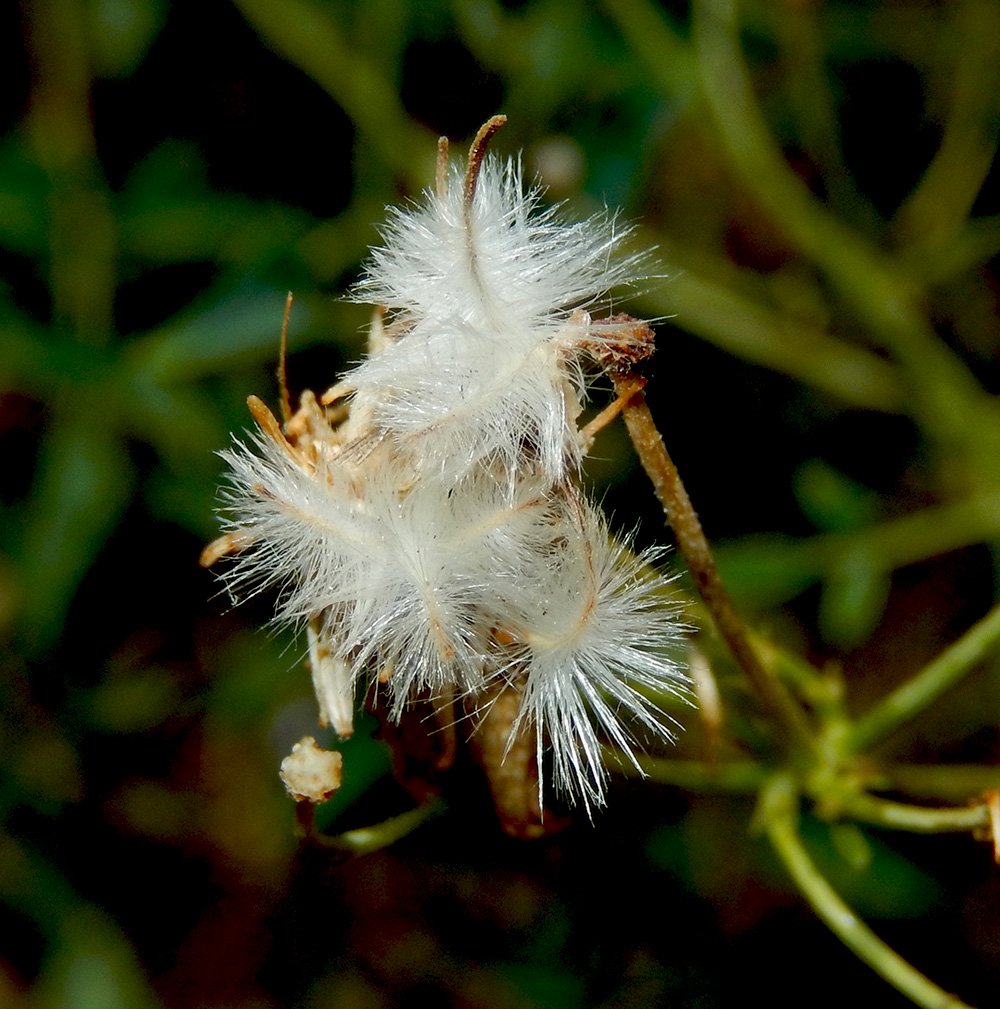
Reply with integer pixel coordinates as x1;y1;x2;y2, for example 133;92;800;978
204;116;690;816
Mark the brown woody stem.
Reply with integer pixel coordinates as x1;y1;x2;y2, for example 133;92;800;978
613;375;820;765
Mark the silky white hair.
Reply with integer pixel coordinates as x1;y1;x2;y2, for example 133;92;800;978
211;124;690;811
344;156;649;483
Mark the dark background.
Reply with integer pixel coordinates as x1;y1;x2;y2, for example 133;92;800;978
1;1;999;1006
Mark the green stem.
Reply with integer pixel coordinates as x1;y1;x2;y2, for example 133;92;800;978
717;489;1000;611
891;0;1000;254
879;764;1000;803
902;215;1000;285
599;0;695;102
609;752;767;792
332;801;443;854
835;792;988;834
769;3;879;231
754;633;846;724
626;753;990;833
635;245;906;413
761;775;977;1009
26;0;116;345
844;601;1000;755
297;800;442;855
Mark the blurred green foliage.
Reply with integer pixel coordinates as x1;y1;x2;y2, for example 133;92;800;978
1;0;999;1007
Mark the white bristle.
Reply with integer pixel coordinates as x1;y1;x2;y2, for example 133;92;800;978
209;128;689;810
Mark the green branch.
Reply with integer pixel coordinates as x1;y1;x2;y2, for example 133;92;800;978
296;800;443;856
761;775;977;1009
844;601;1000;755
834;792;989;834
26;0;116;344
610;752;767;792
891;0;1000;255
879;764;1000;803
717;490;1000;612
635;243;906;412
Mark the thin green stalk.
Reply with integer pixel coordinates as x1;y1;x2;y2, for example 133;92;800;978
768;2;879;231
717;489;1000;611
635;246;906;412
612;748;993;835
753;633;845;721
599;0;695;102
628;754;990;832
844;601;1000;755
609;752;767;793
891;0;1000;254
835;792;989;834
902;214;1000;285
880;764;1000;803
761;775;976;1009
332;801;443;855
26;0;116;345
296;800;443;855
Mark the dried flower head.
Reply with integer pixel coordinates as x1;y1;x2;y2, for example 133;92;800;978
279;736;344;804
203;116;690;818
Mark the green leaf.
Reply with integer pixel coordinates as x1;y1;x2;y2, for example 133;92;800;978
501;963;586;1009
0;140;49;258
119;378;228;472
312;713;392;822
794;458;878;534
827;821;873;872
32;907;162;1009
0;314;65;395
120;142;310;266
131;284;317;384
131;282;369;391
87;0;167;78
818;545;891;649
715;533;825;610
17;410;133;650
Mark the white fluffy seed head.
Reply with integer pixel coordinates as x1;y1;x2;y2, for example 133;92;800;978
495;496;690;811
351;157;641;329
344;155;647;484
217;429;556;715
208;127;690;812
344;317;583;482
